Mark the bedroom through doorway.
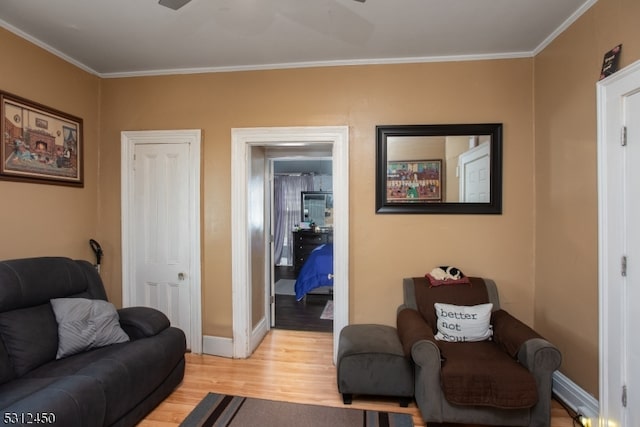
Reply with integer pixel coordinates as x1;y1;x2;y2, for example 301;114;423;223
272;159;333;333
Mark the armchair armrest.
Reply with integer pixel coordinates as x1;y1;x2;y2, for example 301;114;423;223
117;306;170;340
397;306;437;357
518;337;562;427
492;309;562;371
492;309;544;357
397;306;445;421
492;309;561;427
518;337;562;373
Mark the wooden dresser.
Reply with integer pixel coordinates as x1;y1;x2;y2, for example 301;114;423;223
292;230;333;274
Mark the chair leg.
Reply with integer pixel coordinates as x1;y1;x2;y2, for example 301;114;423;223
399;397;411;407
342;393;353;405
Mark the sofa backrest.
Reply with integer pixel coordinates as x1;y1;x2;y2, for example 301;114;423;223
403;277;501;333
0;257;108;383
0;257;107;312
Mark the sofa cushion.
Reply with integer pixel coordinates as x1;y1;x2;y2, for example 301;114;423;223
434;302;493;342
0;339;16;385
439;340;538;409
0;377;56;409
51;298;129;359
74;328;186;425
0;375;106;427
0;304;58;377
23;327;186;426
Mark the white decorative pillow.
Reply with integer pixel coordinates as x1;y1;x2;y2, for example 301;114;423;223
434;302;493;342
50;298;130;359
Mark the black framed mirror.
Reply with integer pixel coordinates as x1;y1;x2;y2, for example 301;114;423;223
375;123;502;214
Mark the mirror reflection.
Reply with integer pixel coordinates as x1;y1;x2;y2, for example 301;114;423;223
376;123;502;214
387;135;491;203
301;191;333;227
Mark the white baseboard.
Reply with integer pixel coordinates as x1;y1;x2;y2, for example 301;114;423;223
202;335;234;358
553;371;599;419
250;318;269;354
201;318;268;359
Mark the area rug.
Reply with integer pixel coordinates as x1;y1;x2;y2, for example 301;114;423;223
275;279;296;295
180;393;413;427
320;299;334;320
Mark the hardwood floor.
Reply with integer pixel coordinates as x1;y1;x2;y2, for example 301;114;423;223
139;329;576;427
275;294;333;332
274;265;333;332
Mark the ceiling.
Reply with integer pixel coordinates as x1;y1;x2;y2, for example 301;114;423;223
0;0;595;78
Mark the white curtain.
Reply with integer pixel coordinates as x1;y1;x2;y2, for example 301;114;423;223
273;175;313;265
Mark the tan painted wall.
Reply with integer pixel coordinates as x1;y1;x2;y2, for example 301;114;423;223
533;0;640;398
0;29;100;263
98;60;535;338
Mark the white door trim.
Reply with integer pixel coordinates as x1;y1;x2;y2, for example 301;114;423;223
231;126;349;361
458;141;490;202
121;129;203;354
597;59;640;426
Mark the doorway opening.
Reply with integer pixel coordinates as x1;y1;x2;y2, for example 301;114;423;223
272;159;333;333
231;126;349;361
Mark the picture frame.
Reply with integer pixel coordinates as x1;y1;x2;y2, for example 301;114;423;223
386;159;442;202
1;91;83;187
375;123;502;214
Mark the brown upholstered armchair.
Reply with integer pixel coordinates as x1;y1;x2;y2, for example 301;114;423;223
397;277;561;427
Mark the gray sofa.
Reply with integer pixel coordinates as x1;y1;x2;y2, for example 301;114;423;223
0;257;186;427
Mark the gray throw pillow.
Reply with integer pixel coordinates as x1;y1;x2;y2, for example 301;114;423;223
50;298;129;359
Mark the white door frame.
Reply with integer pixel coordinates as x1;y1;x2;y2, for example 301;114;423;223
231;126;349;361
597;59;640;426
458;141;490;202
121;129;203;354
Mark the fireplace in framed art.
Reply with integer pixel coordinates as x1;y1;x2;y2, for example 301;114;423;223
1;91;83;187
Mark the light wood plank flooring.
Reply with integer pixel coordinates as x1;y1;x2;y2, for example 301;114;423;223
139;329;575;427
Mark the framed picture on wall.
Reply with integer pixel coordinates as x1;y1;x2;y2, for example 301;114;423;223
386;159;442;202
1;91;83;187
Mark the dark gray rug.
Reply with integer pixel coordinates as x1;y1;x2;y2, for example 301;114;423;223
180;393;414;427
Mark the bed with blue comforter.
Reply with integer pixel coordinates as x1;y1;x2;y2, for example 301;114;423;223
295;243;333;301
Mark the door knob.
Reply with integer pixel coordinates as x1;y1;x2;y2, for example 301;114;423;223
178;272;186;280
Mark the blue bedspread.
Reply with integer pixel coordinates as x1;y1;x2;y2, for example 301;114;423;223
295;243;333;301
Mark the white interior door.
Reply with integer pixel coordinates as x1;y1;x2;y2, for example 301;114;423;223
622;86;640;427
121;130;202;353
598;60;640;427
133;143;191;345
458;142;490;202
